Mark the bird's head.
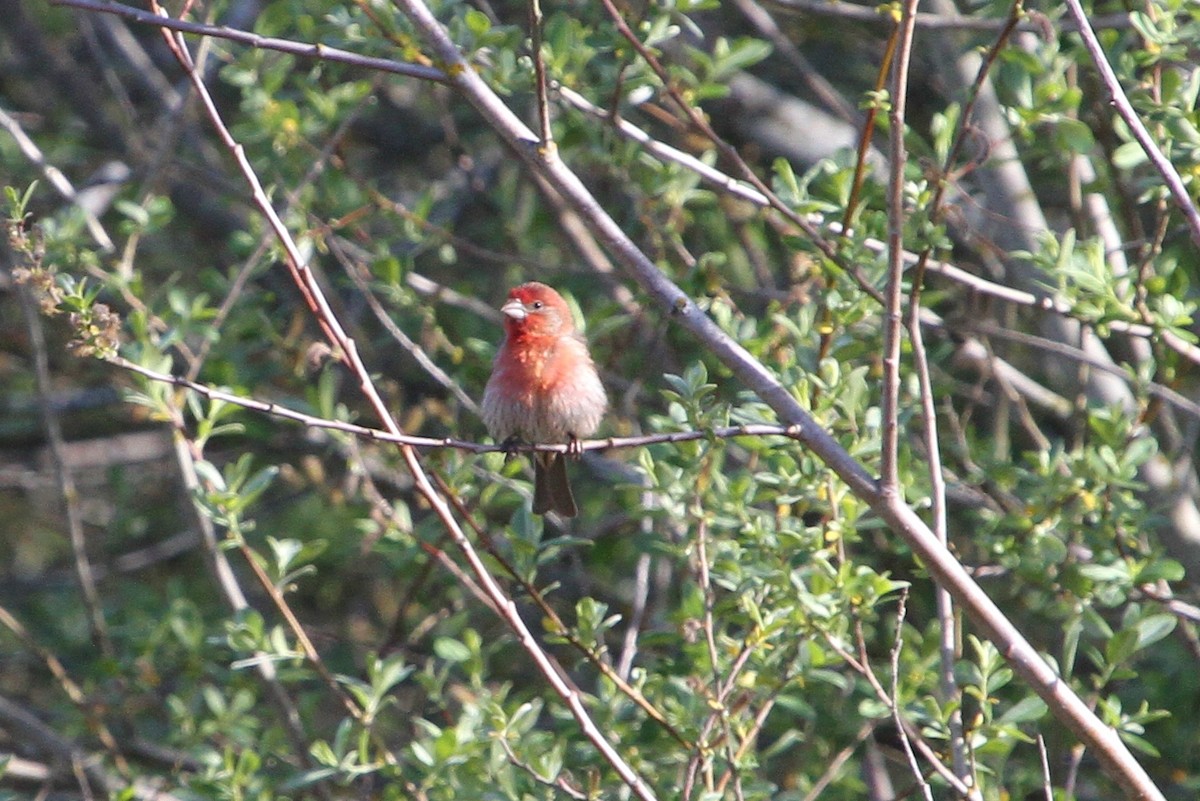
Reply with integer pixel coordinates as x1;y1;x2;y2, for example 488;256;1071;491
500;282;575;341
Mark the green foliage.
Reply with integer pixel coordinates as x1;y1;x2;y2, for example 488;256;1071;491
2;0;1199;799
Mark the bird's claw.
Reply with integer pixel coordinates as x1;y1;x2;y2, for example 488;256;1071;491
566;434;583;460
499;436;524;464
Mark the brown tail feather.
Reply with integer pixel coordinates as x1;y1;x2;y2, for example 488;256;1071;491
534;452;577;517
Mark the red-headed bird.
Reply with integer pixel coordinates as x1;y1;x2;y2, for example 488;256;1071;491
481;282;607;517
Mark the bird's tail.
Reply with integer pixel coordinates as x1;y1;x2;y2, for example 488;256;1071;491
534;452;577;517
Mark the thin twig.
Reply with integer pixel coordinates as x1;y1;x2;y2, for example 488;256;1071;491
1037;734;1054;801
616;551;652;681
325;233;481;413
0;104;115;251
16;280;115;660
842;21;896;233
0;606;130;776
111;352;812;454
1061;0;1200;248
800;720;877;801
497;736;587;800
888;591;934;801
49;0;447;82
695;511;745;801
527;0;552;148
879;0;919;492
156;7;659;796
822;627;977;798
765;0;1134;33
432;472;694;751
0;693;181;801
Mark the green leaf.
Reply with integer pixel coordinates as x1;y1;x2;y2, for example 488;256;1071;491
998;695;1048;725
1112;141;1148;169
1055;118;1095;154
433;637;472;663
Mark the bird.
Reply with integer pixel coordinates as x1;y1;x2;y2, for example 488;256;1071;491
481;282;608;517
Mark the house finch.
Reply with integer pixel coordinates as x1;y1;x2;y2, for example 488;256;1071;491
481;282;607;517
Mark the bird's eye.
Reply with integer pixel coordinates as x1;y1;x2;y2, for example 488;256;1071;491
530;301;544;310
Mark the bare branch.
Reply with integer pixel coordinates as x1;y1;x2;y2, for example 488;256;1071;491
766;0;1135;33
149;8;660;798
1062;0;1200;248
50;0;447;82
0;693;182;801
0;104;115;251
387;0;1168;795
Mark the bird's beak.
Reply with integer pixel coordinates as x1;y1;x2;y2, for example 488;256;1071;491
500;299;527;320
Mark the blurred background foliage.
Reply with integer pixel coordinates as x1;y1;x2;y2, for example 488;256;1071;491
1;0;1200;798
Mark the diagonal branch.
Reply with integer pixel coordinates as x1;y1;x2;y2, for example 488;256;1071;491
388;0;1165;797
51;0;446;82
1062;0;1200;248
148;10;660;800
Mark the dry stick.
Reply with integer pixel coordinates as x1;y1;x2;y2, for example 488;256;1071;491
151;11;659;801
170;433;335;798
556;84;1200;368
114;353;814;455
1061;0;1200;249
431;472;694;751
390;0;1166;796
879;0;917;494
15;284;115;662
889;591;934;801
0;692;183;801
694;511;745;801
527;0;552;148
51;0;445;82
60;0;1199;371
0;605;130;777
0;104;114;252
765;0;1136;33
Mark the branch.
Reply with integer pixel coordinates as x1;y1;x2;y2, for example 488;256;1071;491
110;354;810;454
15;280;114;659
557;81;1200;370
880;0;919;493
0;104;115;251
1061;0;1200;248
49;0;447;83
147;11;660;799
388;0;1167;797
766;0;1135;33
0;693;183;801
